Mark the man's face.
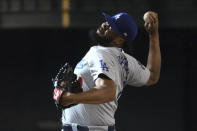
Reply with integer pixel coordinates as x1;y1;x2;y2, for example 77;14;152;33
90;22;123;46
96;22;118;40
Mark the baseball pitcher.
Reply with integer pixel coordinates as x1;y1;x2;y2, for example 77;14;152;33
53;11;161;131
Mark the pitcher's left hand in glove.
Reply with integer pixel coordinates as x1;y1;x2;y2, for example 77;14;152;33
52;62;83;109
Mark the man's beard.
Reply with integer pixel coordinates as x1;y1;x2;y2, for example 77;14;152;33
89;29;113;47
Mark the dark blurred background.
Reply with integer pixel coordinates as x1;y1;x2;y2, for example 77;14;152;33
0;0;196;131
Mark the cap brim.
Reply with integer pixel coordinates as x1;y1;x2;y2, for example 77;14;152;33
102;13;120;34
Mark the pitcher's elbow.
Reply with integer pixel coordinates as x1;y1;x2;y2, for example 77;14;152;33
146;73;160;86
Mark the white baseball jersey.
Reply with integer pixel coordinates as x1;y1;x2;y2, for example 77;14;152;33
62;45;150;128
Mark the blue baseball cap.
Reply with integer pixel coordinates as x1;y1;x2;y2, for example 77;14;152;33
102;12;138;44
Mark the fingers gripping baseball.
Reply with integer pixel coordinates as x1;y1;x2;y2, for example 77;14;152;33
143;11;158;33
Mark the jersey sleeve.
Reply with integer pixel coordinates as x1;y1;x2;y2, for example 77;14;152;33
126;54;150;87
87;48;116;82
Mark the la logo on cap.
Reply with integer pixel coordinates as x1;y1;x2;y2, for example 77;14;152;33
114;14;121;20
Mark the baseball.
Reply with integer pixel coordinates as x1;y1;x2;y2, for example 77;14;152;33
143;12;151;23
